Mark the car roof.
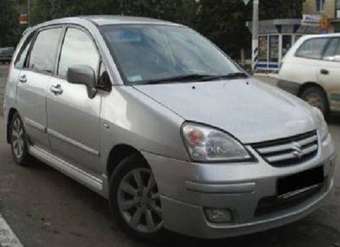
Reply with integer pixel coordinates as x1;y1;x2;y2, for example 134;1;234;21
82;15;181;26
32;15;181;28
23;15;183;36
302;33;340;39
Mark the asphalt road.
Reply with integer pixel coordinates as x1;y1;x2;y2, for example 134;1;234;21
0;65;340;246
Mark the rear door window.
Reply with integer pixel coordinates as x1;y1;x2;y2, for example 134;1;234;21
28;28;62;74
295;38;328;59
323;38;340;61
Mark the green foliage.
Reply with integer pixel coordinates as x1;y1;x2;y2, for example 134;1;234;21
0;0;20;47
260;0;305;19
194;0;250;58
26;0;305;58
30;0;198;24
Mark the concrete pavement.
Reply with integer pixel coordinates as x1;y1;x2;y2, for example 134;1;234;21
0;64;340;246
0;117;339;247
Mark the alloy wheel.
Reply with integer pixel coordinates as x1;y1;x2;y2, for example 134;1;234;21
117;168;163;234
11;118;25;159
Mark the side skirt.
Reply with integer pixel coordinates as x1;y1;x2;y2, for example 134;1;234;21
29;145;105;197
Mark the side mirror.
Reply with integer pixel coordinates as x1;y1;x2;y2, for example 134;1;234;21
67;65;97;98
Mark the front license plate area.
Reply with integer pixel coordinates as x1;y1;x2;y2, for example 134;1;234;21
277;166;324;196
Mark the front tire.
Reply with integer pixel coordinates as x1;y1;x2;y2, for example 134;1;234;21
9;113;31;166
300;86;329;117
109;155;165;241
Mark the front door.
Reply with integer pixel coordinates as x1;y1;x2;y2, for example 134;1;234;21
46;27;102;176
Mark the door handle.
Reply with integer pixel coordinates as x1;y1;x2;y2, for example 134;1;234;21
321;69;329;75
50;84;63;95
19;74;27;83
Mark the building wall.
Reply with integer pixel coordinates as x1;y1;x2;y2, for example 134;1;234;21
303;0;336;18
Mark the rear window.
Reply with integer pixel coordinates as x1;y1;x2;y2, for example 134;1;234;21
295;38;328;59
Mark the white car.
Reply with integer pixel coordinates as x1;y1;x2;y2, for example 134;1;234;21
278;33;340;116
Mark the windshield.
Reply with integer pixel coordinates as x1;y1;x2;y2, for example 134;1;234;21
100;24;243;85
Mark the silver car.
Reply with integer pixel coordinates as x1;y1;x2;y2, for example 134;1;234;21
3;16;336;240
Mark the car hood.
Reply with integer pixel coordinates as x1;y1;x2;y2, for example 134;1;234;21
133;79;318;143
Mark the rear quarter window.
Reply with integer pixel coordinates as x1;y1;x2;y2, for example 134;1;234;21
295;38;329;59
15;33;35;69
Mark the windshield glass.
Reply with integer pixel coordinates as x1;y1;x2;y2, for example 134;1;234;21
100;24;242;85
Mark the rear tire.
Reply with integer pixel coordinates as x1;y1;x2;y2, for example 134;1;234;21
9;113;32;166
300;86;329;117
109;154;165;241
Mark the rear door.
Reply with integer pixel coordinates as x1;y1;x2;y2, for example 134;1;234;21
282;38;329;85
319;37;340;111
16;27;63;149
46;26;102;176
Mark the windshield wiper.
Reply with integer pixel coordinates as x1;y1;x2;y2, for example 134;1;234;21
207;72;249;80
140;74;219;85
140;72;248;85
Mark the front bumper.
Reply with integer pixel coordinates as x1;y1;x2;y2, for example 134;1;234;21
143;134;336;239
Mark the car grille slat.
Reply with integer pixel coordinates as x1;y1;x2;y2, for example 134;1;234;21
256;135;318;155
252;131;318;167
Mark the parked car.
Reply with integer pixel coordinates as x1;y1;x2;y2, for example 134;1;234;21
3;16;336;240
0;47;14;64
278;34;340;116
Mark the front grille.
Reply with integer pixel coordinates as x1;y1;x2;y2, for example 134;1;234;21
252;131;318;167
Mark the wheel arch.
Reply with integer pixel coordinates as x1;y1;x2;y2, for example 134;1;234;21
6;108;18;143
106;144;147;179
298;82;328;99
298;82;330;113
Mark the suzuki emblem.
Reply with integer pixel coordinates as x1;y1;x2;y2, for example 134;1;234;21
292;142;303;159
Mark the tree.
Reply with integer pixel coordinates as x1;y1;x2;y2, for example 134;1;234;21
0;0;20;47
194;0;250;59
30;0;198;25
29;0;305;59
260;0;305;19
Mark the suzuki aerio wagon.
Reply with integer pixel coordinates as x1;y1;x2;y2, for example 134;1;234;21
3;16;336;240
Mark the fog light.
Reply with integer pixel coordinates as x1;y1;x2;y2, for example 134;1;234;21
205;208;233;223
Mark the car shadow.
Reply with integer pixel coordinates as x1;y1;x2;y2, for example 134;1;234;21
161;217;340;247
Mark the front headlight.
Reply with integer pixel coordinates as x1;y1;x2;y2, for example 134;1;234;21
181;122;252;162
313;107;329;142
